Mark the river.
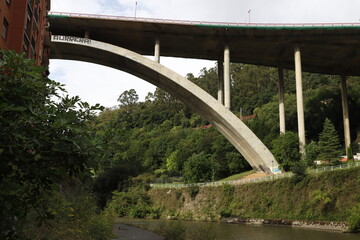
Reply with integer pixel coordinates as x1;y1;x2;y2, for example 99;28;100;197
118;218;359;240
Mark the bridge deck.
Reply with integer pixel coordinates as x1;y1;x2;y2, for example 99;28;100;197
49;12;360;76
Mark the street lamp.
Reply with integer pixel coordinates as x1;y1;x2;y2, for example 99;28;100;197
248;9;251;25
135;1;138;18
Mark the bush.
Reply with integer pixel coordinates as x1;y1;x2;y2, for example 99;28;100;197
183;152;217;183
303;141;319;167
348;204;360;232
107;191;133;217
290;161;307;183
188;186;200;200
24;180;114;240
271;131;300;171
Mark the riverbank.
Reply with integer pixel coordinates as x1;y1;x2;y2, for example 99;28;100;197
146;167;360;232
221;218;348;232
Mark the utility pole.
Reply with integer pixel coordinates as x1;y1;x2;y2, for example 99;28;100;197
135;1;138;18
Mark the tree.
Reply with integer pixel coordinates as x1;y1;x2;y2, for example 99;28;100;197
0;50;103;238
290;161;307;183
271;131;301;171
183;152;217;183
303;141;319;167
117;89;139;106
317;118;341;164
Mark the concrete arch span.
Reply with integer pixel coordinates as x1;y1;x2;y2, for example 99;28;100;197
50;35;279;174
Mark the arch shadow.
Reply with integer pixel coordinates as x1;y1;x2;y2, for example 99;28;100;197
50;35;279;173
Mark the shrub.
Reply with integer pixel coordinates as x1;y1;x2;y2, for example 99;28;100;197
107;191;132;217
348;204;360;233
290;161;308;183
183;152;217;183
188;186;200;200
271;131;300;171
303;141;319;167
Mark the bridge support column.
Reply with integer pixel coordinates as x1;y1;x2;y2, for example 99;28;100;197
154;39;160;63
217;59;224;105
294;46;306;154
224;45;230;109
278;68;286;134
340;75;351;156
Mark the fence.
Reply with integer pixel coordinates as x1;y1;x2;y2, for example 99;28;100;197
49;12;360;28
150;161;360;189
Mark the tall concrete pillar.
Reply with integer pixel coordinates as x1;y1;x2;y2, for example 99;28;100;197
217;59;224;105
340;75;351;156
278;68;286;134
154;39;160;63
224;45;231;109
294;46;306;154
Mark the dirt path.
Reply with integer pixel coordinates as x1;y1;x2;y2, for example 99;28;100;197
112;223;164;240
241;172;270;179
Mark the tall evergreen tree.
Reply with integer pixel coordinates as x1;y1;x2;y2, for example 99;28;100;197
317;118;341;164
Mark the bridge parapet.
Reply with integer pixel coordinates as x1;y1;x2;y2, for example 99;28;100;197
49;11;360;28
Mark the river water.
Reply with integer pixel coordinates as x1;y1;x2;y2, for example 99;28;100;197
118;218;359;240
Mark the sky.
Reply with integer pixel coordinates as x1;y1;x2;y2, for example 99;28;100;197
49;0;360;108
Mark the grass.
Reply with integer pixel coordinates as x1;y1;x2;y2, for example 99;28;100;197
218;170;255;182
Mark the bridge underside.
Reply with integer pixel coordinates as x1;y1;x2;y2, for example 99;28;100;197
50;37;279;174
49;14;360;76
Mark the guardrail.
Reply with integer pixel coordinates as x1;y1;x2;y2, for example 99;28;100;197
48;11;360;28
150;161;360;189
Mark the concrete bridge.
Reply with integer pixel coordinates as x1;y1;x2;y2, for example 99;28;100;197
48;12;359;173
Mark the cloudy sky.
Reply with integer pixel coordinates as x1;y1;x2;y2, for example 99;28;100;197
49;0;360;108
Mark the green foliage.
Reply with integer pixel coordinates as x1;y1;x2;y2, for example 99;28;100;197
271;132;301;171
222;184;235;200
106;175;155;218
146;167;360;226
310;189;333;214
0;50;103;238
348;204;360;232
347;145;353;161
290;161;307;183
183;152;217;183
92;63;359;216
23;179;114;240
187;186;200;200
303;141;319;167
117;88;139;106
317;118;341;164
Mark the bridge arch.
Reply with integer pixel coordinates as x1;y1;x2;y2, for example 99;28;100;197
50;35;279;173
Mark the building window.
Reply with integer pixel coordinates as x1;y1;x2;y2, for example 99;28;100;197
2;18;9;39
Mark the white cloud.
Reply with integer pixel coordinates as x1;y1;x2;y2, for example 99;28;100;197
51;0;103;14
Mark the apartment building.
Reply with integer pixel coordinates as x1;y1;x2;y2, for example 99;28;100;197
0;0;51;66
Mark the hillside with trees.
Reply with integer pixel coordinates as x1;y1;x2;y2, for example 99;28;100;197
1;50;360;238
91;63;360;207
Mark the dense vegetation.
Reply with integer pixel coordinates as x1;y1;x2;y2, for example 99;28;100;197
0;50;113;239
92;63;360;207
145;167;360;231
2;49;360;237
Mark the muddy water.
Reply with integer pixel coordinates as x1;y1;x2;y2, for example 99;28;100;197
118;218;359;240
